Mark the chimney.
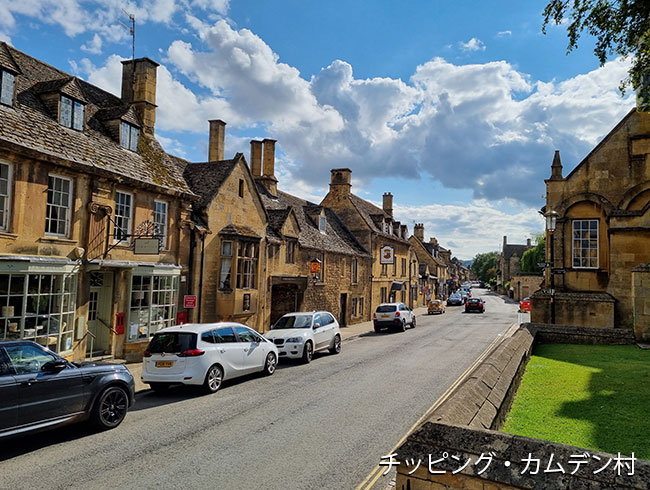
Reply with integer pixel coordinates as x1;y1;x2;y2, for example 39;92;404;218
329;168;352;198
259;138;278;197
208;120;226;161
527;238;532;247
383;192;393;217
414;223;424;241
503;236;507;248
121;58;159;136
250;140;263;177
550;150;563;180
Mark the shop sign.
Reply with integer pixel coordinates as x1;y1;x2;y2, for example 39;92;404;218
380;246;394;264
184;295;197;309
134;238;160;255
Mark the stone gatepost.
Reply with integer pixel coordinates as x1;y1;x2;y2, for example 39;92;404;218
632;264;650;342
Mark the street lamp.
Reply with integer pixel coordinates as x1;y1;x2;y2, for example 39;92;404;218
545;210;558;324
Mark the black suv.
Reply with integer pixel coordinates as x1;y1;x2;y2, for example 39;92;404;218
464;298;485;313
0;340;135;439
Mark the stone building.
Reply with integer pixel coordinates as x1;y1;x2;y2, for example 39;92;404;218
251;142;372;328
532;108;650;338
410;224;448;300
0;43;195;361
321;169;416;311
182;122;268;332
497;236;532;294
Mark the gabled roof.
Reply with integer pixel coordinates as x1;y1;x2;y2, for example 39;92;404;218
218;224;260;239
348;194;410;243
0;43;19;73
503;244;529;260
0;42;193;197
95;105;141;127
183;157;239;210
258;184;370;257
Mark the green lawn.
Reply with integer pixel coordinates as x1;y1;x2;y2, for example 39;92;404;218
503;344;650;459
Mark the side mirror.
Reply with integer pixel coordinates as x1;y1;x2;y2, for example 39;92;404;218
313;323;321;329
42;359;67;373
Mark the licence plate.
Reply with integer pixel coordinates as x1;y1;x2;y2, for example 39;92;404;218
155;360;174;368
381;314;390;318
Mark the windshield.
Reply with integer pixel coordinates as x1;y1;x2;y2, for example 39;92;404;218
273;314;313;329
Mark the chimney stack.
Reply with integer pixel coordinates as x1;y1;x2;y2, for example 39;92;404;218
550;150;563;180
121;58;159;135
383;192;393;217
414;223;424;241
329;168;352;198
259;139;278;197
250;140;263;177
208;120;226;161
527;238;532;247
503;236;507;248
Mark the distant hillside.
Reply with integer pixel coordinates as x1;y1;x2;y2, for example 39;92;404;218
459;259;472;268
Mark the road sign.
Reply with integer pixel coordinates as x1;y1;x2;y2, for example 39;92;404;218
537;262;551;268
184;295;197;309
552;268;566;274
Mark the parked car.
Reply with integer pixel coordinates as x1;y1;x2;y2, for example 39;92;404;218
427;299;446;315
0;340;135;439
373;303;416;332
264;311;341;363
447;292;463;306
465;298;485;313
519;297;531;313
142;322;278;394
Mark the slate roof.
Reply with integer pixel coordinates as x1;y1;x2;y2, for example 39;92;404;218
257;184;370;257
218;224;261;239
503;244;530;260
348;194;410;244
182;157;239;210
0;42;193;196
418;239;445;267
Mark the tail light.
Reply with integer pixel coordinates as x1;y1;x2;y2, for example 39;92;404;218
179;348;205;357
143;350;152;357
395;311;400;317
373;312;376;319
478;303;482;307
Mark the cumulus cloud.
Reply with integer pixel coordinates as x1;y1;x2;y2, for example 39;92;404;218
81;33;103;54
460;38;486;52
497;30;512;37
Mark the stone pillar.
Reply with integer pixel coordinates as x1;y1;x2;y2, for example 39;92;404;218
632;264;650;341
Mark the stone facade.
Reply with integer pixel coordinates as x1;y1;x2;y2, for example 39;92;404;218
410;225;448;300
533;109;650;335
509;275;543;301
498;236;532;294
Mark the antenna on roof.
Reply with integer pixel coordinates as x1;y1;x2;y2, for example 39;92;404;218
119;9;136;62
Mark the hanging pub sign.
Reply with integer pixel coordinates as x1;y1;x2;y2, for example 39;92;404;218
134;238;160;255
310;258;322;274
380;245;395;264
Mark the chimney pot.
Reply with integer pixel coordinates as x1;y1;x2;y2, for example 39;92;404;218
208;120;226;161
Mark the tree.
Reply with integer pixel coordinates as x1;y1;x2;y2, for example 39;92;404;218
470;251;499;283
542;0;650;110
521;233;546;274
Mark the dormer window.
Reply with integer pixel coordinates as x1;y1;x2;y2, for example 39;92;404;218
121;121;139;151
318;215;327;233
0;70;15;106
382;221;388;233
60;95;84;131
389;222;393;235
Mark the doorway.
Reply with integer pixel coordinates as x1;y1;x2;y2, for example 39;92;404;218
87;272;113;356
339;293;347;327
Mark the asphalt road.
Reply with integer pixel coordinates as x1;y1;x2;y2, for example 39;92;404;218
0;290;520;490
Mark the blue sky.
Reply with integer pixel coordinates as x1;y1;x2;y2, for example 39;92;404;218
0;1;635;259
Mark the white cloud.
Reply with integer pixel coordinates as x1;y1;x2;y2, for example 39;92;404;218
460;38;486;52
497;30;512;37
81;33;102;54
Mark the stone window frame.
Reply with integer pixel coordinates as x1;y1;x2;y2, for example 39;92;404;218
238;179;244;198
285;239;296;264
120;121;139;152
351;297;358;317
0;161;12;232
571;219;599;269
0;69;16;107
236;241;259;290
45;174;73;238
351;258;358;284
59;95;85;131
359;297;364;316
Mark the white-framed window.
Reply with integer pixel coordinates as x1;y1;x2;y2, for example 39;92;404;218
572;219;599;268
0;162;12;232
219;240;233;289
114;191;133;244
0;70;15;106
318;215;327;233
120;121;139;152
45;175;72;237
128;274;178;341
351;258;358;284
153;200;168;250
60;95;84;131
236;241;259;289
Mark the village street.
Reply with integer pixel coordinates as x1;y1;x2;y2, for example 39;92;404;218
0;291;521;490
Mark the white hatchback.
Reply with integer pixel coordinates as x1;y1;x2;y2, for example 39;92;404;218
264;311;341;363
141;322;278;394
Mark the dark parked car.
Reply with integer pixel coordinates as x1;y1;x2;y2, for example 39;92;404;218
465;298;485;313
0;340;135;439
447;292;463;306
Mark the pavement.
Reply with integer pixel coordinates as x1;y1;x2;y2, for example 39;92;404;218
126;306;428;393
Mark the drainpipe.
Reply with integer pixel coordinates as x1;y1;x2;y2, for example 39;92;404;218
198;232;206;322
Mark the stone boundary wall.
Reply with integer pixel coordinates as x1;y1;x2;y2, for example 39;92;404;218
395;323;643;490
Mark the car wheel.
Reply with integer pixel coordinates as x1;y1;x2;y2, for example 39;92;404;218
204;364;223;394
374;324;381;333
263;352;277;376
149;382;171;393
302;341;313;363
411;316;416;328
92;385;129;431
399;319;406;332
329;334;341;354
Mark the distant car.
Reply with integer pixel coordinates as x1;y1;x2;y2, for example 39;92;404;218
460;289;472;301
447;292;463;306
427;299;446;315
142;322;278;394
0;340;135;439
465;298;485;313
264;311;341;363
373;303;416;332
519;297;531;313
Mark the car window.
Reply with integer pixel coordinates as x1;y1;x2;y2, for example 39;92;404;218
214;327;237;343
376;305;396;313
148;333;196;353
4;344;57;375
0;348;12;375
322;313;335;325
201;331;216;344
313;314;322;328
235;327;255;342
249;331;263;343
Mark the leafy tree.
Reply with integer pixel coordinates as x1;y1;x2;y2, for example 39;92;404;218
521;233;546;274
471;251;499;282
542;0;650;109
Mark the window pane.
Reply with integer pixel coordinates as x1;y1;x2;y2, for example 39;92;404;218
130;127;139;151
73;102;84;130
0;71;15;106
60;96;72;127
